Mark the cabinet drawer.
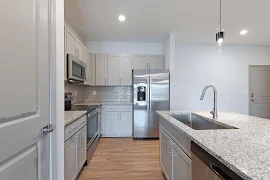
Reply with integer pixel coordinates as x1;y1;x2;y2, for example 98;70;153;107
106;106;120;111
121;106;132;111
65;115;86;141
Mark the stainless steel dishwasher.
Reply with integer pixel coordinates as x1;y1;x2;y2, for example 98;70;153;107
191;142;243;180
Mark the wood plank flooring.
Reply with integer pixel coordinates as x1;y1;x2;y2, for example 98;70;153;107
78;138;165;180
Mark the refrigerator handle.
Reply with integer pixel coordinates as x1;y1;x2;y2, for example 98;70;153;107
146;78;149;113
149;78;151;112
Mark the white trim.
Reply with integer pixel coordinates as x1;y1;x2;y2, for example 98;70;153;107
50;0;65;179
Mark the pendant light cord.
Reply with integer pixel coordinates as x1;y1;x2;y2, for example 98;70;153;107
219;0;222;31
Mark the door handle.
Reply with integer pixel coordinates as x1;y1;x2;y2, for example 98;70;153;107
209;162;230;180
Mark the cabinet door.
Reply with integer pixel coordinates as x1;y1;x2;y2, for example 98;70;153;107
132;55;149;70
149;55;164;69
119;111;132;137
159;128;172;180
65;136;77;180
90;54;96;86
78;127;87;171
83;47;88;63
105;112;120;136
172;143;191;180
66;28;76;56
84;52;90;85
76;40;83;60
107;55;120;86
96;54;107;86
120;54;132;86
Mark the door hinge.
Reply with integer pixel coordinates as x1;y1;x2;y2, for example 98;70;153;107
41;124;53;137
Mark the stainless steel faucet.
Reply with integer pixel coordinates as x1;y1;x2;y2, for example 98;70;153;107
200;85;218;119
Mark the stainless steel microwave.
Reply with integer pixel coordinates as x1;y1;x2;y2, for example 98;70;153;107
67;54;86;82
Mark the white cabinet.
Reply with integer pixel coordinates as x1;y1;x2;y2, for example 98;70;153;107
105;111;119;135
66;28;76;56
65;115;87;180
160;127;191;180
77;126;87;171
101;105;132;137
90;54;96;86
172;142;191;180
95;54;107;86
107;55;120;86
65;135;77;180
120;54;132;86
149;55;164;69
132;55;149;69
76;40;83;60
119;111;133;136
84;52;93;86
132;55;164;70
160;128;172;180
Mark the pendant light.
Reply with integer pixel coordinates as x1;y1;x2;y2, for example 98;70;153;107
216;0;224;48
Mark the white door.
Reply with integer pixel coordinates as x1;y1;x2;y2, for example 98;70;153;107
66;28;76;56
149;55;164;69
249;66;270;119
119;111;133;136
159;128;172;180
105;112;119;135
76;40;83;60
91;54;96;86
107;55;120;86
120;55;132;86
132;55;149;69
96;54;107;86
172;143;191;180
65;136;77;180
0;0;51;179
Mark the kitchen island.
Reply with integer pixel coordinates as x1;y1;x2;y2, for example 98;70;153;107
157;111;270;180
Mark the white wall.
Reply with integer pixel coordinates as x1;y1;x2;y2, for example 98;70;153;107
171;44;270;114
162;33;176;70
86;41;163;55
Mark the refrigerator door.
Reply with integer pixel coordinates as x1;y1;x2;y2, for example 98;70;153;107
133;70;150;138
149;70;170;138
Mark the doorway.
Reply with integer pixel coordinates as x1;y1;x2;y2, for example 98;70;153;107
249;65;270;119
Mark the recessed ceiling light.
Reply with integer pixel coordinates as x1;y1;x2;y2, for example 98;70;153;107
240;29;248;35
118;15;126;22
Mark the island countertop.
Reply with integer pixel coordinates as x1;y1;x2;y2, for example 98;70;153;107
157;111;270;180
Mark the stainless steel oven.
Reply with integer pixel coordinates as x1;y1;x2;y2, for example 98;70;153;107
86;107;100;163
67;54;86;82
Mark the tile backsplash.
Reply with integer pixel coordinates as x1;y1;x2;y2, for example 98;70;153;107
84;86;132;102
65;82;86;104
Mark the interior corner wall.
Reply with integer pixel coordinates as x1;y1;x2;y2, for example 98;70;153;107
171;44;270;114
85;41;163;55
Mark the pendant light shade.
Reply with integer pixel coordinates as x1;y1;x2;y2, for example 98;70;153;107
216;0;224;48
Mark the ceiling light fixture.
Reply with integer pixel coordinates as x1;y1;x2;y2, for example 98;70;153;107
118;15;126;22
216;0;225;50
240;29;248;35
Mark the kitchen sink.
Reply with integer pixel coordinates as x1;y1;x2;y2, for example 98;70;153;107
170;113;236;130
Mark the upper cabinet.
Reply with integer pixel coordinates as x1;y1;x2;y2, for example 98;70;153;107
66;27;76;56
132;55;164;70
107;55;120;86
76;40;84;61
149;55;164;69
95;54;107;86
119;55;132;86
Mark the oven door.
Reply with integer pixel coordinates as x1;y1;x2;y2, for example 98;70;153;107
67;54;86;82
87;111;98;149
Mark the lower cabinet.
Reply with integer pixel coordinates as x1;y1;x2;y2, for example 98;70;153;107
160;127;191;180
65;125;87;180
101;105;132;137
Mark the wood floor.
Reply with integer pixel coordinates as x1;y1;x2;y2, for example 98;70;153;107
78;138;165;180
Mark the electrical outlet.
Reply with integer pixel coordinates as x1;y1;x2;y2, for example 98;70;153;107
93;91;96;95
74;91;77;96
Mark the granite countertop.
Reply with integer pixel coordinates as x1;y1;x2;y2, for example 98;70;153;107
74;101;132;106
65;111;87;126
157;111;270;180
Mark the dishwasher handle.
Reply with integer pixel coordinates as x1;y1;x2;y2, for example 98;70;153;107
209;162;233;180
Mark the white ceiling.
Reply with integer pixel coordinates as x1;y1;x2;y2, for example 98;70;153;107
65;0;270;45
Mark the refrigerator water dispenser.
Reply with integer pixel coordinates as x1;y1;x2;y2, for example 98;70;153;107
137;86;146;101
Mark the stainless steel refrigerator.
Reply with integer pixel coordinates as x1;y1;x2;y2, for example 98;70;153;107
133;69;170;139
